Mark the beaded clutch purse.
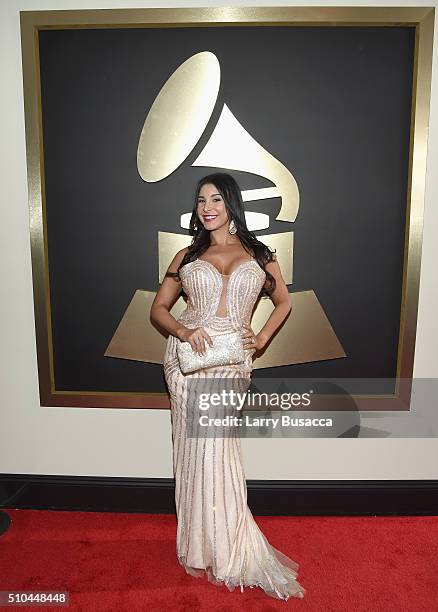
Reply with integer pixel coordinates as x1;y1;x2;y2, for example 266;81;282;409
176;330;245;374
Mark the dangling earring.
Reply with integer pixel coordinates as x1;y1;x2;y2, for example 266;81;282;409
228;219;237;235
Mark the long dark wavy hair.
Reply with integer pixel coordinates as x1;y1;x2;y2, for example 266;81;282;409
167;172;277;298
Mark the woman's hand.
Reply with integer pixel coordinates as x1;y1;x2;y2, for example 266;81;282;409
240;324;266;353
177;326;213;356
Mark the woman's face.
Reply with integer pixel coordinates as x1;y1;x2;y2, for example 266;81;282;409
197;183;229;231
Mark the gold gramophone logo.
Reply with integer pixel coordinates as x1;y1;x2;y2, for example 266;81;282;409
104;51;345;369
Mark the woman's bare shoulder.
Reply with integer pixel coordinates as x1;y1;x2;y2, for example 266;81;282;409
175;246;189;262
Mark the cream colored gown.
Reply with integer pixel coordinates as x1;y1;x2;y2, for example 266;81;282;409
163;258;306;600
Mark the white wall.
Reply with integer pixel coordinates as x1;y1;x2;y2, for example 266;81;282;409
1;0;437;479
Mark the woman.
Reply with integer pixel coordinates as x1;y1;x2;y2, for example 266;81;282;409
150;173;306;600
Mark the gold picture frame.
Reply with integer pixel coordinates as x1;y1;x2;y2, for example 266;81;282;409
20;7;434;409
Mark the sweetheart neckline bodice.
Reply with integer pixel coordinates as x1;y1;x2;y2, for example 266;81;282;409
177;257;266;330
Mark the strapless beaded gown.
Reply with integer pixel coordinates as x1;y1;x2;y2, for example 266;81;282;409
163;258;306;600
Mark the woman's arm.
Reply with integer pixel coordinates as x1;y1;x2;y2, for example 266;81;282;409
150;247;190;339
256;258;292;349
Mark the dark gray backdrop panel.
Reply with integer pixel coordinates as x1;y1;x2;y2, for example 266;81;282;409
38;25;414;393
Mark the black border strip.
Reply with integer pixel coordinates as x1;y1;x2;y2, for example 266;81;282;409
1;474;437;515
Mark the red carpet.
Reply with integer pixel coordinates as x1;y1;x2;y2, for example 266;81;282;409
0;509;437;611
